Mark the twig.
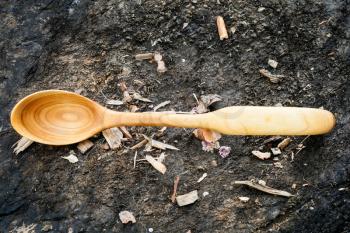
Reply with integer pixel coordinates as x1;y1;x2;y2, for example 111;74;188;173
133;151;138;169
171;175;180;203
233;180;294;197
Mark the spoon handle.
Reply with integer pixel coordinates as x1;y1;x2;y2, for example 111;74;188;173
104;106;335;135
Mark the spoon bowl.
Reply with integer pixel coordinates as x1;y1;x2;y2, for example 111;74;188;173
11;90;106;145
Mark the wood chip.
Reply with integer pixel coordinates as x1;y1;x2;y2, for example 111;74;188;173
197;173;207;183
271;147;281;155
135;53;154;60
153;100;171;111
193;128;221;142
133;93;152;102
252;150;271;160
268;59;278;69
62;151;79;163
176;190;199;206
119;126;132;139
12;137;33;155
238;196;250;202
216;16;228;40
106;99;124;106
119;211;136;224
143;135;179;150
278;137;291;150
145;155;166;174
129;105;139;112
233;180;294;197
259;68;285;83
131;139;148;150
154;52;167;73
171;175;180;203
77;140;94;154
102;127;123;150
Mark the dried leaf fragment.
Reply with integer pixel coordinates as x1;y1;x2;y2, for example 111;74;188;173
77;140;94;154
154;100;171;111
102;127;123;150
176;190;199;206
133;93;152;102
259;68;284;83
12;137;33;155
145;155;167;174
119;211;136;224
143;135;179;150
106;99;124;106
252;150;271;160
233;180;294;197
219;146;231;158
62;151;79;163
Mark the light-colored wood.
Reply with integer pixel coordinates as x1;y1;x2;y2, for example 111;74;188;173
216;16;228;40
11;90;336;145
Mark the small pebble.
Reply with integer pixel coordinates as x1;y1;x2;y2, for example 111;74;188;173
268;59;278;69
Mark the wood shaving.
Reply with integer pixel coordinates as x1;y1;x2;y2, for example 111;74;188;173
154;52;167;73
193;128;222;142
133;93;152;102
143;135;179;150
12;137;33;155
119;126;132;139
238;196;250;202
278;137;291;150
271;147;282;155
176;190;199;206
268;59;278;69
171;175;180;203
197;173;207;183
77;140;94;154
102;127;123;150
62;151;79;163
233;180;294;197
106;99;124;106
119;210;136;224
252;150;271;160
153;100;171;111
259;68;285;83
135;53;154;60
131;139;148;150
145;155;166;174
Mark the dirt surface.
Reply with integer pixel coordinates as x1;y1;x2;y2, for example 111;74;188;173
1;0;350;232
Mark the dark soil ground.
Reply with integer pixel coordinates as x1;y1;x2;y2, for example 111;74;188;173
1;0;350;232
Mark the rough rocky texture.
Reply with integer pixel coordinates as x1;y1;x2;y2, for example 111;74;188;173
1;0;350;232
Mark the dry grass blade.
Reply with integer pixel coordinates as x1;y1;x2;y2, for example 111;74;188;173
145;155;166;174
12;137;33;155
233;180;294;197
131;139;148;150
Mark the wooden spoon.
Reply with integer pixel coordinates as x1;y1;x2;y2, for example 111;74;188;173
11;90;335;145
